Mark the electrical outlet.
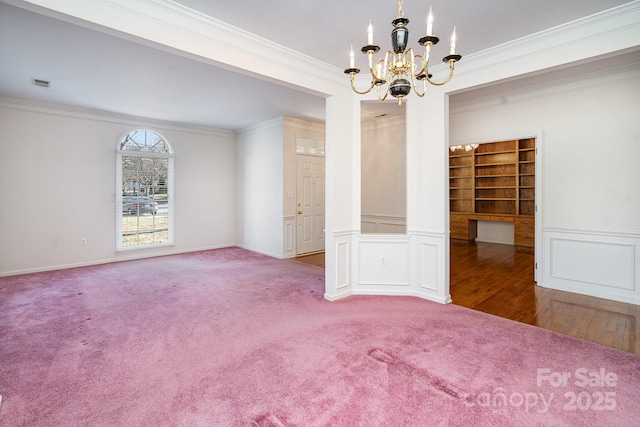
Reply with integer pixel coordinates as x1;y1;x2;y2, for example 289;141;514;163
80;237;87;246
380;256;386;266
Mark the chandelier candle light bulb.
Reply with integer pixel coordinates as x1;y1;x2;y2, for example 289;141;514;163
344;0;462;104
450;26;457;55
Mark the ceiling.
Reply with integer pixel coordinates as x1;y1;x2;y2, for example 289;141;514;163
0;0;635;130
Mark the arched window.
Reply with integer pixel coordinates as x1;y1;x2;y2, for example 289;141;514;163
116;129;174;250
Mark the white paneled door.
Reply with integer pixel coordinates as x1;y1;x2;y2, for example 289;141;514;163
296;155;325;255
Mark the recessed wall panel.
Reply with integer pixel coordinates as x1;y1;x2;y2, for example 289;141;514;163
337;241;350;289
420;242;439;291
550;238;635;290
358;240;410;286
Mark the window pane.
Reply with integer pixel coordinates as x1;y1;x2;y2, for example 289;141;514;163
121;155;169;247
117;129;172;251
120;129;169;153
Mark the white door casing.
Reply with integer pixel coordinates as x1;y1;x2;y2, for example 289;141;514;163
296;155;325;255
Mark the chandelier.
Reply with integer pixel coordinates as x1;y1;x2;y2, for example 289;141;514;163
344;0;461;105
450;144;479;152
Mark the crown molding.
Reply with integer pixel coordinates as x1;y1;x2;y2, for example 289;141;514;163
236;116;285;135
450;61;640;114
282;116;326;130
9;0;345;96
0;96;236;137
449;1;640;81
238;115;328;135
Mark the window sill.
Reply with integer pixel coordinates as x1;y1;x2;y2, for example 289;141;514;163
116;243;175;254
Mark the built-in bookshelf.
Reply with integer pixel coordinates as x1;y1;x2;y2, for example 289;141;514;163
518;138;536;216
449;149;474;214
449;138;535;248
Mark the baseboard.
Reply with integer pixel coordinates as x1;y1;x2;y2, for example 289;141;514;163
0;244;237;277
235;244;283;259
324;289;352;301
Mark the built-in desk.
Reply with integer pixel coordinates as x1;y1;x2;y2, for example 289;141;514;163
450;213;534;248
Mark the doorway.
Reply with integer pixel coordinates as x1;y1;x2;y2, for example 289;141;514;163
449;137;539;311
448;138;536;255
296;154;325;255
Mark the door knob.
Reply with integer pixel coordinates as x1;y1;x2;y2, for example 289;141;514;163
298;210;303;214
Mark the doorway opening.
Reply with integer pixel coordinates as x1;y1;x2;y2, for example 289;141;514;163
295;138;325;256
449;138;537;317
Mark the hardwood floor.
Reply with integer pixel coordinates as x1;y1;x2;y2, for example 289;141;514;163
296;243;640;355
294;252;325;268
450;240;639;355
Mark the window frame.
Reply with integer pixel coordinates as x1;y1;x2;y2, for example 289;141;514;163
115;129;174;252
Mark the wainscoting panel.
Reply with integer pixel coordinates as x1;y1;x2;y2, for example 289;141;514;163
283;216;295;258
361;220;377;234
336;241;351;290
324;231;355;301
413;232;450;304
358;236;410;288
361;215;406;234
543;228;640;304
419;241;439;292
550;239;634;290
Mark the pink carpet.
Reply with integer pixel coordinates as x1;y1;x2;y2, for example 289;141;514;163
1;247;639;426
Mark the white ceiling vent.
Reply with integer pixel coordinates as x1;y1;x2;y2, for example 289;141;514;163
32;78;50;88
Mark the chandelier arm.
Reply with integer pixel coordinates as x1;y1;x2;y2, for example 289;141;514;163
377;79;390;101
410;72;427;97
369;53;391;81
412;53;427;78
349;73;376;95
372;58;389;81
385;50;394;70
366;51;381;77
423;60;457;86
383;51;392;83
405;48;414;74
404;48;426;98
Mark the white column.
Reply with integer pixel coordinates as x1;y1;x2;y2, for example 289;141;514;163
324;91;361;301
406;91;451;303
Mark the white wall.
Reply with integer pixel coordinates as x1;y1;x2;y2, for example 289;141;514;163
476;221;514;245
0;100;236;276
450;64;640;304
236;118;284;258
361;114;406;233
